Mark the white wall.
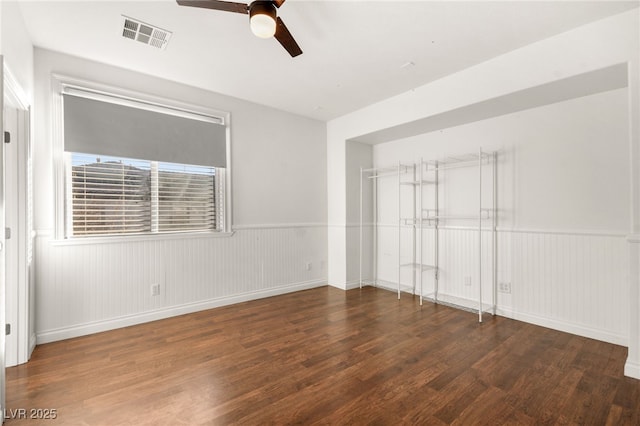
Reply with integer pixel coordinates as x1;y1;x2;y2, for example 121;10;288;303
374;88;629;233
371;88;630;345
1;2;33;100
33;48;328;342
345;141;372;286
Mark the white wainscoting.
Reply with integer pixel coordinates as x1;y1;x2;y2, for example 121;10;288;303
35;225;327;343
35;224;629;347
370;225;629;346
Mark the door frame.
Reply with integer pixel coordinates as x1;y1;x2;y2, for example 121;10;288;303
3;63;32;367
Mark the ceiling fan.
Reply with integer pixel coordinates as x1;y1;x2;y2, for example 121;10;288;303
176;0;303;57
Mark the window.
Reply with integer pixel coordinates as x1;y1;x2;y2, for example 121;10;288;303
67;153;219;237
68;154;152;236
57;78;230;238
157;161;218;233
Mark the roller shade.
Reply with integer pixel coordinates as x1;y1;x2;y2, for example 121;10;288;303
63;93;227;168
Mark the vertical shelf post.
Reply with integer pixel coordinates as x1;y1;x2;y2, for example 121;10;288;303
411;164;416;296
492;151;497;315
359;167;363;289
419;158;424;305
373;170;378;287
478;148;483;323
397;161;401;300
434;161;439;303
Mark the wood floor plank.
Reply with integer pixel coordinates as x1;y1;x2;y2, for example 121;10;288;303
5;286;640;425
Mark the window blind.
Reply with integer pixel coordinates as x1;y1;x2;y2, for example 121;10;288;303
157;162;216;232
70;154;152;236
68;153;217;237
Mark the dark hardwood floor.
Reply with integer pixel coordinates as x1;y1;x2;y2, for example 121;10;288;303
5;286;640;425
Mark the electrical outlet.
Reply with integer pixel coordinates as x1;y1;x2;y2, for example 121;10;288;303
464;276;472;286
498;282;512;294
304;262;312;271
151;284;160;296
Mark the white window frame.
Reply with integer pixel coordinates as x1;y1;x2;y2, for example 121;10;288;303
52;74;233;241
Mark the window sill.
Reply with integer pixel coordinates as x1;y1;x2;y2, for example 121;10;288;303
51;230;235;246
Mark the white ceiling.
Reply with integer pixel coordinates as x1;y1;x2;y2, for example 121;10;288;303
17;0;639;121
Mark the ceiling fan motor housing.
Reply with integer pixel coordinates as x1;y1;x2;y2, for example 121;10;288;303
250;1;277;18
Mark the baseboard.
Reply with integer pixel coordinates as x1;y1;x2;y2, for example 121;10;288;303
328;280;364;291
36;279;326;344
369;279;427;296
345;280;381;291
363;280;627;347
29;332;37;357
345;280;363;290
327;282;347;290
624;359;640;379
495;307;627;347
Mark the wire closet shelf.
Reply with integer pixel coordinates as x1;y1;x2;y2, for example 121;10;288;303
358;148;497;322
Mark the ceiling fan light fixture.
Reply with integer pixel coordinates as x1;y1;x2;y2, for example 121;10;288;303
249;1;277;38
176;0;301;57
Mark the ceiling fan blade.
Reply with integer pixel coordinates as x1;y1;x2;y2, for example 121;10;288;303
274;17;302;57
176;0;248;14
273;0;286;8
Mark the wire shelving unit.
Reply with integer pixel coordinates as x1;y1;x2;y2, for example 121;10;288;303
359;148;497;322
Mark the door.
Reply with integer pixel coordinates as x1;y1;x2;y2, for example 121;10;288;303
3;66;32;368
0;54;7;421
3;105;19;367
3;106;16;368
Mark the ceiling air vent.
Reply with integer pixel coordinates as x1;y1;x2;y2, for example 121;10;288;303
121;16;172;50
